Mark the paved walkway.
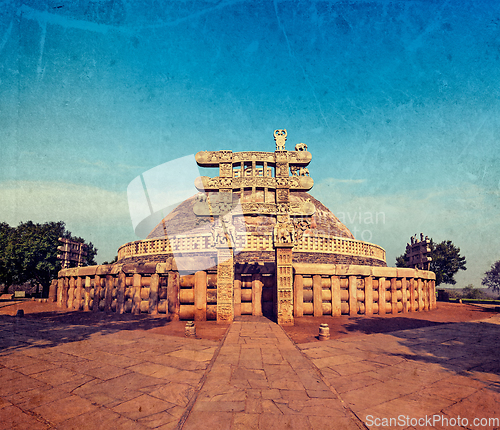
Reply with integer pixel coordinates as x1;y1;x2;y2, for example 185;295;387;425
0;311;499;429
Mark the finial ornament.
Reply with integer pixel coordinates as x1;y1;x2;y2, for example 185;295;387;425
274;129;287;151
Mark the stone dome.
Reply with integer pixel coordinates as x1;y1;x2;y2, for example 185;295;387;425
147;191;354;240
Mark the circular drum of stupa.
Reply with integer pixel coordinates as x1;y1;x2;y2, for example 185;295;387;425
117;191;386;268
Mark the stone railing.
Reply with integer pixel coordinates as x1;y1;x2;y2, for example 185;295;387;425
294;234;386;262
51;261;436;324
291;264;436;317
117;233;385;263
52;260;217;321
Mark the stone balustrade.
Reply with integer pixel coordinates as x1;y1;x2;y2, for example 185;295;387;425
52;262;435;322
117;233;386;263
292;264;436;317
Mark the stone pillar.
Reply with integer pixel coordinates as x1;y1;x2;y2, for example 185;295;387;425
57;278;64;307
401;278;408;313
149;273;159;316
67;277;75;310
252;273;263;317
331;276;341;316
348;276;357;316
364;276;373;316
234;275;241;317
93;275;101;312
217;248;234;323
75;276;83;311
49;279;57;302
132;273;141;315
313;275;322;317
378;277;386;315
430;280;436;309
194;271;207;321
104;275;113;312
117;271;126;314
417;278;424;311
409;278;416;312
293;274;303;317
83;276;91;311
168;271;180;320
391;278;398;315
276;246;293;325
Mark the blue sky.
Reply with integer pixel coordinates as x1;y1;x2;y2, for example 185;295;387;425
1;0;499;287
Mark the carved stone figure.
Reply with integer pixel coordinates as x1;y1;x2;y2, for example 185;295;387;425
274;129;287;151
290;165;299;176
295;143;308;151
293;218;311;241
299;167;310;176
274;223;294;244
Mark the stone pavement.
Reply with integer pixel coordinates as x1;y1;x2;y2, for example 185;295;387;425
0;310;499;429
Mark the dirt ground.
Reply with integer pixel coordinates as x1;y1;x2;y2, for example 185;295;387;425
283;302;499;343
0;300;496;344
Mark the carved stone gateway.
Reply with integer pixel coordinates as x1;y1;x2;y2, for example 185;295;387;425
194;129;314;325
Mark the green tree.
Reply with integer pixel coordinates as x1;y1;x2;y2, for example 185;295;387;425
0;222;15;291
462;284;483;299
481;260;500;293
396;239;467;286
1;221;97;297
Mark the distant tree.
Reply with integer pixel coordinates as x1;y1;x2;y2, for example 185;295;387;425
1;221;97;297
462;284;483;299
0;222;15;291
102;255;118;265
396;239;466;286
481;260;500;293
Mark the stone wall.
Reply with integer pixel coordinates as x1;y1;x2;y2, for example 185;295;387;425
53;262;435;324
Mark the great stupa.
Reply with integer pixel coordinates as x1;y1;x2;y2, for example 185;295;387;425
55;130;436;325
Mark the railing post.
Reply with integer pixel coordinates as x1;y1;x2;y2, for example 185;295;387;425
194;271;207;321
117;271;126;314
105;275;113;312
293;274;303;317
391;278;398;314
378;277;386;315
93;275;101;312
132;273;141;315
331;276;341;317
149;273;159;316
68;277;75;310
57;278;64;307
75;276;83;311
401;278;408;313
348;276;357;316
84;276;91;311
168;271;180;321
364;276;373;316
409;278;416;312
417;278;424;311
313;275;322;317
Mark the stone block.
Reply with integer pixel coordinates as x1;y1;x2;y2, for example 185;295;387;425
96;265;114;276
76;266;98;276
371;267;397;278
397;268;416;278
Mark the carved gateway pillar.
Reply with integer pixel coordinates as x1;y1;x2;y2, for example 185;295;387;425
216;246;234;322
274;130;295;325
